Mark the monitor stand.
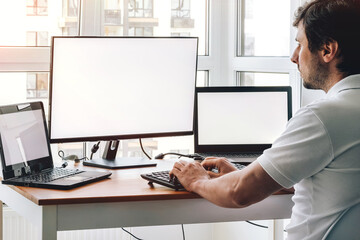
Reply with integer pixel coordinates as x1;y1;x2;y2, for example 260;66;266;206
83;140;157;169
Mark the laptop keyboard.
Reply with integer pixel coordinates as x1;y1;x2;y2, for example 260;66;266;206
20;168;84;183
141;162;248;191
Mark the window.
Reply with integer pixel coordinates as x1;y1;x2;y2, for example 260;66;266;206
171;32;190;37
0;0;300;161
237;72;290;86
26;0;48;16
0;1;79;46
104;9;122;26
172;0;191;18
197;71;209;87
68;0;78;17
63;0;80;35
238;0;290;56
231;0;299;109
26;73;49;99
102;0;208;55
129;27;153;36
128;0;153;18
26;31;49;46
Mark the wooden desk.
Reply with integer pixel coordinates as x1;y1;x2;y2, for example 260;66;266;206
0;160;294;240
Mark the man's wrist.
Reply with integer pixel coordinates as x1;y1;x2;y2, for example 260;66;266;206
190;178;208;193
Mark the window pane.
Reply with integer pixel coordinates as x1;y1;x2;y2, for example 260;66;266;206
103;0;208;55
26;73;49;99
237;72;290;86
26;32;37;46
68;0;79;17
0;72;49;109
0;0;80;46
0;72;81;165
239;0;290;56
196;71;209;87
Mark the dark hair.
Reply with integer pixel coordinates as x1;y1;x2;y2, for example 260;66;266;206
293;0;360;75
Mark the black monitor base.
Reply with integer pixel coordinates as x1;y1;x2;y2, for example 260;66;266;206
83;157;157;169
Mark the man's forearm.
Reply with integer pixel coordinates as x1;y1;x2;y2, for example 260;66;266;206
191;171;248;208
190;162;283;208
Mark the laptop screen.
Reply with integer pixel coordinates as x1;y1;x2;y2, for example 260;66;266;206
194;87;292;153
0;109;49;167
0;102;53;178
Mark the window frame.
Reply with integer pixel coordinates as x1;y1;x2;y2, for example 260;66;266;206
1;0;302;107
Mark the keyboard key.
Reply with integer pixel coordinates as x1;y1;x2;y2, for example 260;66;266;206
22;168;83;183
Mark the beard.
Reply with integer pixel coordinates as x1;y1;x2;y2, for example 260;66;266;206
302;54;329;90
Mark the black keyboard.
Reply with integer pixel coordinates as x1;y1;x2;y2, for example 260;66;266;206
142;170;186;191
141;162;248;191
20;168;84;183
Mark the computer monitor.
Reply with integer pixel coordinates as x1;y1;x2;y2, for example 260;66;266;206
49;36;198;169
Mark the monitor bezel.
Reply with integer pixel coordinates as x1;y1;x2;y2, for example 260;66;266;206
194;86;293;153
49;36;198;144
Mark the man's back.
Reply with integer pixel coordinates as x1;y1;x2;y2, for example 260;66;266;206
259;75;360;239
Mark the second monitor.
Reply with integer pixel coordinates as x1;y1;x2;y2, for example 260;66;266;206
49;36;199;168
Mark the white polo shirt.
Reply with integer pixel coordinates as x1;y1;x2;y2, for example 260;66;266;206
258;74;360;240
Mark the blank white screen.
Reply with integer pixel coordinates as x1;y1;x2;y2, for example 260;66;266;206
50;37;197;141
198;92;288;145
0;110;49;166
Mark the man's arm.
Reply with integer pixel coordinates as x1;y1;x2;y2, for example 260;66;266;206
170;160;283;208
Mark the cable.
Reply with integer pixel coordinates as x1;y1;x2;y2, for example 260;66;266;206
90;141;101;160
139;138;152;160
121;227;143;240
154;152;204;160
245;221;268;229
246;220;287;232
58;150;88;163
181;224;186;240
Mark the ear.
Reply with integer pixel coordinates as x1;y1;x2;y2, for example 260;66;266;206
321;41;339;63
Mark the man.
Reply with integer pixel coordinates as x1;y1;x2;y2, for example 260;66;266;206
170;0;360;239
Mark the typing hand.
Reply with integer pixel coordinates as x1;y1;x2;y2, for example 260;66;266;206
170;160;210;192
201;157;238;178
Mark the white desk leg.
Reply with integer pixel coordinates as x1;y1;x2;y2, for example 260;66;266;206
38;206;57;240
268;219;284;240
0;200;3;240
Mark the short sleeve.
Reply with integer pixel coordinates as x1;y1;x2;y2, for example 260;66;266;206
257;107;334;188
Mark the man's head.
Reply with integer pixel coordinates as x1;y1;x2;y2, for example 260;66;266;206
291;0;360;91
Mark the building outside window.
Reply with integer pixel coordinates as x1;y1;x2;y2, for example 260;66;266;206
129;27;153;36
68;0;78;17
171;0;191;18
26;0;48;16
171;32;190;37
128;0;153;18
26;73;49;99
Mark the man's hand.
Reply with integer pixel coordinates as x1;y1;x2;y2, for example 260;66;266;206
169;160;210;192
170;160;283;208
201;157;238;178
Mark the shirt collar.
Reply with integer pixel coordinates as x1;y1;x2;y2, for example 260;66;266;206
326;74;360;98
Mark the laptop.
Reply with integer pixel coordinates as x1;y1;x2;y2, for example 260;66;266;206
0;102;111;190
194;86;292;162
